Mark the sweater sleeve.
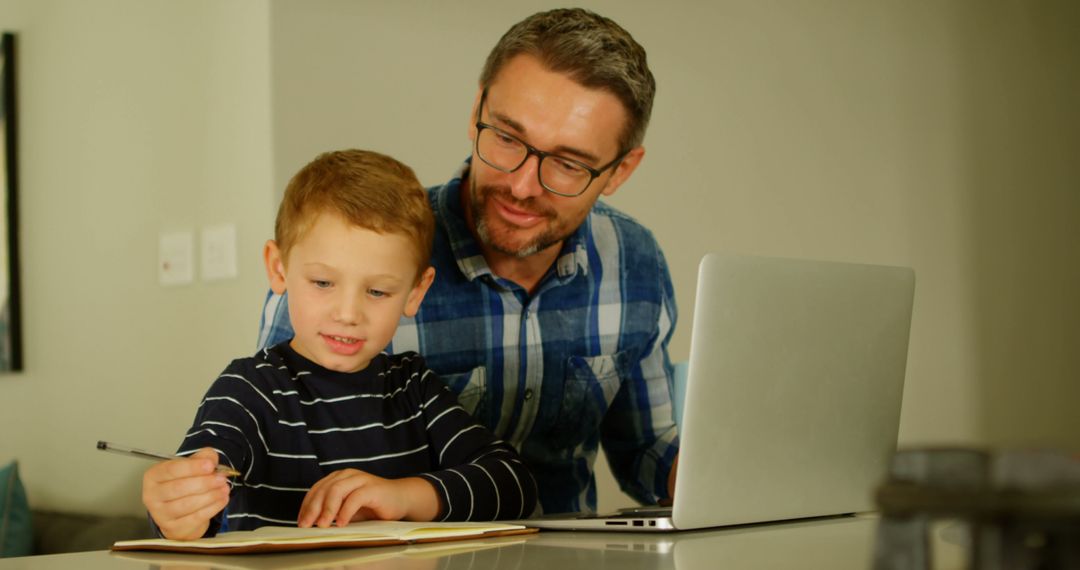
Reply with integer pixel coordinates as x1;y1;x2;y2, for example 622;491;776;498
168;362;266;536
176;369;261;475
413;365;538;521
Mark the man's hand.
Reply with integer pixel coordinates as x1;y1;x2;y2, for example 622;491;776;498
142;448;231;541
298;469;440;528
659;454;679;506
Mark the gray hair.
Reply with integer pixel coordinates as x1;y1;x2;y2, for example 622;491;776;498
479;8;656;151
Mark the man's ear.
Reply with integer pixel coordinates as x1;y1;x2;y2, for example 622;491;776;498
467;86;483;143
599;146;645;197
403;266;436;318
264;240;288;294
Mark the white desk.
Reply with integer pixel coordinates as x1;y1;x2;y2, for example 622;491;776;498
0;515;966;570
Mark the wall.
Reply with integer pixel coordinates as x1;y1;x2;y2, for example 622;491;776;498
0;0;275;515
269;0;1080;512
956;3;1080;449
0;0;1076;517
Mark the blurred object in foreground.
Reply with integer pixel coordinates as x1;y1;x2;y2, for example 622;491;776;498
873;447;1080;569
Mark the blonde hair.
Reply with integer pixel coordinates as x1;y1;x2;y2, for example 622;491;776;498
275;149;434;278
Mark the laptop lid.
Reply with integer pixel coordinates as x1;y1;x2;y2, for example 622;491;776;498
672;252;914;529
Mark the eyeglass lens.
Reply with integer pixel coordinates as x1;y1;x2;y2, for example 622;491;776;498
476;127;593;196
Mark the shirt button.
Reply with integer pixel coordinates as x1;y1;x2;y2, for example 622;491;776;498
524;388;534;401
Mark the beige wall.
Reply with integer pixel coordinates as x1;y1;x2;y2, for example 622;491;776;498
0;0;274;514
0;0;1076;516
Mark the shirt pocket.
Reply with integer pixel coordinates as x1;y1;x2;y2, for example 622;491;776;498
546;351;629;451
439;366;487;417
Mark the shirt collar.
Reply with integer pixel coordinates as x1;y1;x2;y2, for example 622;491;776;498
434;159;591;285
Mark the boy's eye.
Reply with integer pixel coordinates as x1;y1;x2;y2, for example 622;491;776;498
313;280;332;289
368;289;387;298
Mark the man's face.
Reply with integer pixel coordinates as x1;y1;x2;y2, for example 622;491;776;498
264;212;433;373
467;54;644;259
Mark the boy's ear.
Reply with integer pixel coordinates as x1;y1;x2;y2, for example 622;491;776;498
403;266;436;318
264;240;288;294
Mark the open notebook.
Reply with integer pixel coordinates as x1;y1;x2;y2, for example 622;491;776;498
112;534;530;569
111;520;536;555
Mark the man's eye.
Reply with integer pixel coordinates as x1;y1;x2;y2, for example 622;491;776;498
553;158;586;176
495;131;518;146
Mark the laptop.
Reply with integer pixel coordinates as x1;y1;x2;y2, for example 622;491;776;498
522;252;915;531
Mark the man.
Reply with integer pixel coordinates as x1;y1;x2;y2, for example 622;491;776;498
259;8;678;515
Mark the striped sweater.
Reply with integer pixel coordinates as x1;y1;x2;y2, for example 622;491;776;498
176;343;537;535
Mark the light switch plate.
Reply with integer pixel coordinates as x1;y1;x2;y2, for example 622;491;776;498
201;224;238;281
159;231;194;286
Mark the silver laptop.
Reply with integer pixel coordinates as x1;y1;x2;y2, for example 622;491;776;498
523;252;915;531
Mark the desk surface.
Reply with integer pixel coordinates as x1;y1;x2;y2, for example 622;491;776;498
2;515;966;570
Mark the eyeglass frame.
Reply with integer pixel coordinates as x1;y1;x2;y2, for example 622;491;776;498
473;89;629;197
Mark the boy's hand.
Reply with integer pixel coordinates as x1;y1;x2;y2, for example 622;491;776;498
142;448;231;540
298;469;440;528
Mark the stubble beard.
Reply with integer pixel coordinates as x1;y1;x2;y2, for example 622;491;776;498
470;178;569;259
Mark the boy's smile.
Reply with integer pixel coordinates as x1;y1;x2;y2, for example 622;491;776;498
323;333;364;356
264;212;434;373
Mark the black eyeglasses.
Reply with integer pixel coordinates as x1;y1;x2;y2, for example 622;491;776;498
474;91;627;197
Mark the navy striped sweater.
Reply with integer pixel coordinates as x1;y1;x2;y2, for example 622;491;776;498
176;343;537;535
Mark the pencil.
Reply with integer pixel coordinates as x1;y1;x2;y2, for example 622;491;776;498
96;440;241;477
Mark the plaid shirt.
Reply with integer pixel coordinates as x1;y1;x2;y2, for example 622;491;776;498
258;162;679;514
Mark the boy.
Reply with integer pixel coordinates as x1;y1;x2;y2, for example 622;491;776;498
142;150;537;540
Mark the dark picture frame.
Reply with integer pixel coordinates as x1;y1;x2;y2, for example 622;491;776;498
0;32;21;372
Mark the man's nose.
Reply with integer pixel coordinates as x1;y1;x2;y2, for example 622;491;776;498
508;154;545;201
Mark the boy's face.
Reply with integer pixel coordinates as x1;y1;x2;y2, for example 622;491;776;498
264;212;434;373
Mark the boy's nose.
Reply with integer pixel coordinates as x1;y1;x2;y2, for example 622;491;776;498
332;295;364;325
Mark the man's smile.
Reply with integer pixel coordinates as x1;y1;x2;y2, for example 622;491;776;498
490;193;549;228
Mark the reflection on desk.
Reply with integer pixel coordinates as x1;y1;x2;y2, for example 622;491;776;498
0;515;968;570
112;536;529;570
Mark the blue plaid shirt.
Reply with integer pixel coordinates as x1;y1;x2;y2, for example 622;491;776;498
258;162;679;514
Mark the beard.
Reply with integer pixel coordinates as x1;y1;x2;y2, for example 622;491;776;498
469;178;577;259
